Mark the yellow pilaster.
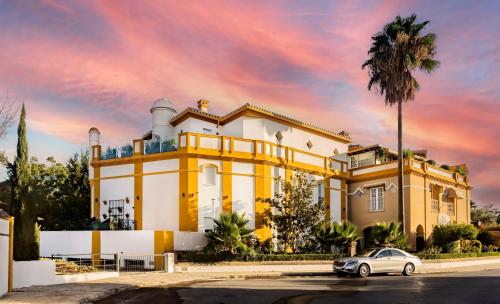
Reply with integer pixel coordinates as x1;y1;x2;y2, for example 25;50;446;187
285;168;293;183
92;166;100;219
91;231;100;267
179;157;198;231
324;177;331;222
154;230;174;269
255;163;272;241
222;160;232;213
341;180;347;221
134;161;143;230
8;217;14;292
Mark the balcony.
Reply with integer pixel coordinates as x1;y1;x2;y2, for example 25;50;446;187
100;144;133;160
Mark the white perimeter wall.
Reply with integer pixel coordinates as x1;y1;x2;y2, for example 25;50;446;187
40;231;92;258
101;230;155;255
143;159;179;230
174;232;207;251
232;162;255;229
198;159;222;232
13;260;55;289
0;218;9;296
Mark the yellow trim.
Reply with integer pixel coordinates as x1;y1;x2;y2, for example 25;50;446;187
91;231;100;268
8;217;14;292
134;161;143;230
255;163;272;241
222;160;232;213
143;170;179;176
92;166;100;219
100;174;134;180
179;157;198;231
285;168;293;183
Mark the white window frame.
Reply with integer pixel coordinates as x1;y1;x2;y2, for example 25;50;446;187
370;186;384;212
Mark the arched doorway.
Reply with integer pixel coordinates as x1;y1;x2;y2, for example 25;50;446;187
416;225;425;252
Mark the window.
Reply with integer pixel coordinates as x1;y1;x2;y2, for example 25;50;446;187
349;151;375;168
307;140;313;149
204;166;216;186
370;187;384;211
377;250;390;257
390;249;406;257
431;199;439;213
275;131;283;141
350;156;358;168
317;182;324;203
447;202;455;215
203;128;213;134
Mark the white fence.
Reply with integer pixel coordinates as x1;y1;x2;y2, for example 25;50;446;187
0;217;10;296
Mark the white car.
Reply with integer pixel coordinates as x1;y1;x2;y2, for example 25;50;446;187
333;248;422;277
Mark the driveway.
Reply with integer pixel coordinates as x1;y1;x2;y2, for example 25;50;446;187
94;269;500;304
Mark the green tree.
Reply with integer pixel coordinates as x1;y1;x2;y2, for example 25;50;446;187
266;173;324;253
331;221;360;254
363;14;439;233
471;203;498;227
371;222;406;247
9;104;39;260
204;212;254;254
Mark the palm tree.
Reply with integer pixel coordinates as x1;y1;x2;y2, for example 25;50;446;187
314;222;334;253
371;222;406;247
331;221;360;255
204;212;254;254
362;14;439;233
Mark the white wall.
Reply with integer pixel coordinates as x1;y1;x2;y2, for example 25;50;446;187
142;173;179;231
232;162;255;229
174;232;207;251
198;159;222;232
40;231;92;258
100;164;134;178
101;230;155;255
222;116;348;157
174;117;219;135
100;177;134;221
13;260;56;289
329;179;342;222
0;218;9;296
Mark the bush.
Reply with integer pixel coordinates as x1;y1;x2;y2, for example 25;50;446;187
432;224;478;252
417;252;500;260
483;245;499;253
176;252;340;263
477;231;497;246
462;240;482;253
422;246;442;255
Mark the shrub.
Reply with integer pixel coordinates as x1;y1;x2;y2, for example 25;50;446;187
371;222;406;247
423;246;442;255
204;212;254;254
483;245;498;253
477;231;497;246
462;240;482;253
432;224;478;252
440;164;450;170
417;251;500;260
426;159;436;166
176;252;340;263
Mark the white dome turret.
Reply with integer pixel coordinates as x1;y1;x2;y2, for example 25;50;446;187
88;127;100;147
150;98;176;138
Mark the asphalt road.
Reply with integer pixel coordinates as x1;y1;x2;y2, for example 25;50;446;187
94;269;500;304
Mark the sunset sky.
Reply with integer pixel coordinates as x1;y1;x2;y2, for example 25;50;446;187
0;1;498;207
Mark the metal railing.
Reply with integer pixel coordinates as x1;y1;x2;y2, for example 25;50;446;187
44;253;174;274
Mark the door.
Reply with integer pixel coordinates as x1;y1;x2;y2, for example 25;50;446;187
372;249;392;272
388;249;408;271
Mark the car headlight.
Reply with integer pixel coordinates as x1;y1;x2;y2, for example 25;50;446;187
345;261;358;266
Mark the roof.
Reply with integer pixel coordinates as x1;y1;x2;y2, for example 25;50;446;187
170;103;351;143
151;98;176;113
347;144;398;156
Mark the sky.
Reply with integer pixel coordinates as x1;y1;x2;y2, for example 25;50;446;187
0;0;498;207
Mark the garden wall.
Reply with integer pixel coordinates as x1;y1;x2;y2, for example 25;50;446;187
0;216;11;296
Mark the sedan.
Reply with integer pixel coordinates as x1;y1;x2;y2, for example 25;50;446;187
333;248;421;278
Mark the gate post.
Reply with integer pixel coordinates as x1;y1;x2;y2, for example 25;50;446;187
115;253;120;273
164;253;174;273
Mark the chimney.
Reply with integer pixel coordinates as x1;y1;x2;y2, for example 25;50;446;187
197;99;209;113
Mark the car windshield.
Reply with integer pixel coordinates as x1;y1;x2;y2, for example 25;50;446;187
361;249;382;257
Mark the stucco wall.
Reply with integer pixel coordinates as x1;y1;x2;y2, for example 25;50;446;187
101;230;155;255
99;177;134;221
198;159;222;232
13;260;56;289
174;231;207;251
40;231;93;258
232;161;255;229
142;172;179;231
174;117;219;135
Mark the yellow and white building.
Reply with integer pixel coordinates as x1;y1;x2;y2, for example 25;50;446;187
40;98;470;255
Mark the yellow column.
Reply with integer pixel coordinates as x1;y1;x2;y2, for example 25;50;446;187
134;161;143;230
8;217;14;292
179;157;198;231
91;231;100;268
255;163;272;241
324;177;331;222
222;160;232;213
285;168;293;183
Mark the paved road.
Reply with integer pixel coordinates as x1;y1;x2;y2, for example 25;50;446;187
94;269;500;304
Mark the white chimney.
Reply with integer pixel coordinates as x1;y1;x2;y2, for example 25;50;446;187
197;99;209;113
150;98;177;138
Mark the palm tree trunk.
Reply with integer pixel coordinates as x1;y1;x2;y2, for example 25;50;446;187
398;99;405;235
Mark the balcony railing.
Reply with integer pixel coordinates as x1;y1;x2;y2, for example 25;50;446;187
144;136;177;155
101;144;133;160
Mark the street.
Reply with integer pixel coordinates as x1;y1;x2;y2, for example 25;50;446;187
94;269;500;304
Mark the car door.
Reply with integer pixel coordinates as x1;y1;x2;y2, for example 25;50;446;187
372;249;392;273
388;249;408;271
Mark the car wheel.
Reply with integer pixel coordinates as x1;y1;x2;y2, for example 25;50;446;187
403;263;415;276
358;264;370;278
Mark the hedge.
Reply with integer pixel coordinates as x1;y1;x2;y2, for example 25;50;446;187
177;252;340;263
417;252;500;260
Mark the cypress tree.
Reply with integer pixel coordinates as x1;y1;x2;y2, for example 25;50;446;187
10;104;38;260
